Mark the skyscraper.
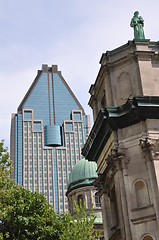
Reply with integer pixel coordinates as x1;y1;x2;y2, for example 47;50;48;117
10;64;90;213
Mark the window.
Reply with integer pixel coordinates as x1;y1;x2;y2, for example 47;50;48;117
95;192;101;207
77;195;84;207
142;236;153;240
34;122;41;131
65;123;73;131
73;112;81;121
134;180;150;208
24;111;32;120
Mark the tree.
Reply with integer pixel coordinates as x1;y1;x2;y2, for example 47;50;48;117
0;140;60;240
0;140;101;239
0;184;61;240
0;140;10;172
59;202;101;240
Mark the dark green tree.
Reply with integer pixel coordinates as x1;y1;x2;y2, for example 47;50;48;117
0;140;60;240
0;185;60;239
0;140;101;239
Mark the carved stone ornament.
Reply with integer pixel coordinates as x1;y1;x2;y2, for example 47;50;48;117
140;137;159;159
106;148;129;170
94;173;110;196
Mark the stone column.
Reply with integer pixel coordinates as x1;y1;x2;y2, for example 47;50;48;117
111;149;132;240
140;138;159;236
100;192;111;240
94;175;111;239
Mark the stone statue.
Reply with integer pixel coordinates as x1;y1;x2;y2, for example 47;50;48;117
130;11;145;40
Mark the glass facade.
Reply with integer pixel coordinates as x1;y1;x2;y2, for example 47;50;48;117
10;65;90;213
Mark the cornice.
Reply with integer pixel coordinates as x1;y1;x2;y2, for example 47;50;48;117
66;179;96;197
90;40;159;101
82;96;159;162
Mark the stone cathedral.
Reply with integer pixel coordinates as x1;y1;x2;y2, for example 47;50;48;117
82;13;159;240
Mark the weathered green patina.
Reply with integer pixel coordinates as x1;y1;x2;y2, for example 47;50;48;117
66;157;97;195
130;11;145;40
82;96;159;162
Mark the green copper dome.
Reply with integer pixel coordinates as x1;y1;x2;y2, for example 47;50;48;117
66;157;98;195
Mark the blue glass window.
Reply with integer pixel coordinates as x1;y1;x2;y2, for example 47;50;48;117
73;112;81;121
24;111;32;120
65;123;73;131
34;122;41;131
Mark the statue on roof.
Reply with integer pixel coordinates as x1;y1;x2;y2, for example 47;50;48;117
130;11;145;40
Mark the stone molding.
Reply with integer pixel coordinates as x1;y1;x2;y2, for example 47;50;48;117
94;147;128;197
82;96;159;162
140;137;159;159
131;213;156;225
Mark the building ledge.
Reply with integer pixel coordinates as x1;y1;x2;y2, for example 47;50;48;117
82;96;159;162
131;214;156;224
131;204;154;212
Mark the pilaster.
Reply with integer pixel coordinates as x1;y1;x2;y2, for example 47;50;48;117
140;138;159;236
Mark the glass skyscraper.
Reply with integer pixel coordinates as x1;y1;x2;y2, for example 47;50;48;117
10;64;90;213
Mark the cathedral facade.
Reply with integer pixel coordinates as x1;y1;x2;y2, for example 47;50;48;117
82;40;159;240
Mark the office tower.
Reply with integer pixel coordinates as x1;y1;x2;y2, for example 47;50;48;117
10;64;90;213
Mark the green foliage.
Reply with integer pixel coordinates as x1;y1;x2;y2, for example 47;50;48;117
59;202;101;240
0;140;60;240
0;140;13;193
0;140;100;239
0;184;60;239
0;140;10;173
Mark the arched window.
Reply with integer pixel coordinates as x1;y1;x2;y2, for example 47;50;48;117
134;180;150;208
95;192;101;207
142;235;153;240
77;194;84;207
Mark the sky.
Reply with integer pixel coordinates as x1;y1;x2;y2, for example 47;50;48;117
0;0;159;148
